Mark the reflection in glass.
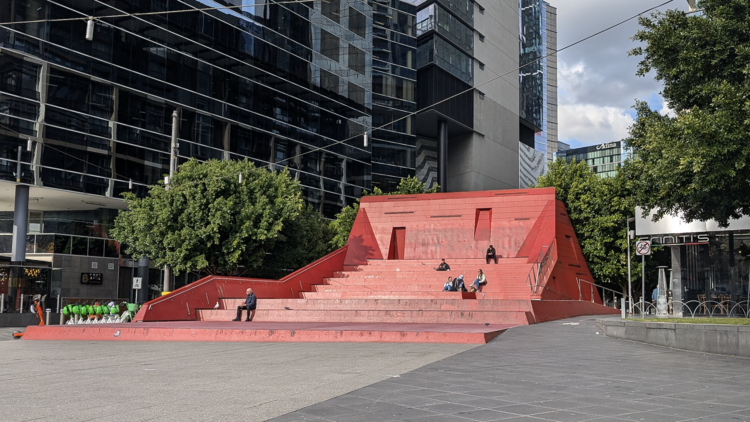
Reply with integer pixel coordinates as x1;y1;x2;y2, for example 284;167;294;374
71;236;88;255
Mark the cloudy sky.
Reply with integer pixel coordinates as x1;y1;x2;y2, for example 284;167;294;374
555;0;689;148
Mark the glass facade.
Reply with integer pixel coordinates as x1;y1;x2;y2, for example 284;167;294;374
557;142;623;178
368;0;418;193
519;0;544;131
0;0;374;218
415;2;473;85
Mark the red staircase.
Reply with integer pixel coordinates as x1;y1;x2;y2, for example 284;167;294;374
196;258;536;326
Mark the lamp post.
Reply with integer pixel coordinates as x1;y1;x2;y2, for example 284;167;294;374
626;217;635;313
163;109;178;294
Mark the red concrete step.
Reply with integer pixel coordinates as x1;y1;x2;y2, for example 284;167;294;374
219;298;533;312
300;291;477;300
323;276;529;285
21;322;512;344
312;284;532;294
197;308;533;325
363;258;530;265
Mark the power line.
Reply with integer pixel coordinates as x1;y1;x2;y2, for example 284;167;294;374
276;0;676;165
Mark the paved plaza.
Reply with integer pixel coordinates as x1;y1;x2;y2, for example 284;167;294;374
2;318;750;422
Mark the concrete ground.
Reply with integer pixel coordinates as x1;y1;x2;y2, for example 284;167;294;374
0;333;475;421
271;316;750;422
4;316;750;422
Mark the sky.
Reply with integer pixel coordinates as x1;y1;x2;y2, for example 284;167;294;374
554;0;689;149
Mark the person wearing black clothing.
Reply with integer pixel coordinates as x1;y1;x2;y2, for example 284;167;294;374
486;245;498;264
434;259;450;271
232;288;257;321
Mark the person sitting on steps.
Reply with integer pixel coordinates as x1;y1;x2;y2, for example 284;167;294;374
232;288;256;322
486;245;498;264
455;275;467;292
443;276;456;291
434;259;450;271
471;269;487;292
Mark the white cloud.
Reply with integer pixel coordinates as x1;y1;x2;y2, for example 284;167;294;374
558;104;634;145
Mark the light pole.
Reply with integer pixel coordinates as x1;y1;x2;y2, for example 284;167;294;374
163;109;178;294
626;217;635;313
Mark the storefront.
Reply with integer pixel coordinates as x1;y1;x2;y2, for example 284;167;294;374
636;208;750;317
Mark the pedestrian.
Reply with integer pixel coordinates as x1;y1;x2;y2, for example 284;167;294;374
232;288;256;322
471;269;487;292
486;245;498;264
456;275;466;292
443;276;455;291
434;259;450;271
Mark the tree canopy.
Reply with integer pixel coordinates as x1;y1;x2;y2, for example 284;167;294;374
626;0;750;226
329;176;440;249
536;159;669;297
111;159;304;277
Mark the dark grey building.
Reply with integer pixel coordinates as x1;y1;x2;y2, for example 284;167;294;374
413;0;523;192
368;0;418;193
0;0;374;308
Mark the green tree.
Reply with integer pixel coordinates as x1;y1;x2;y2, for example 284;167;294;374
626;0;750;226
253;203;334;279
328;176;440;249
111;158;303;277
536;159;668;298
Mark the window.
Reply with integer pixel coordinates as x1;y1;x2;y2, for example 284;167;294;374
479;34;485;43
478;62;485;70
348;44;366;75
478;5;485;14
320;29;340;63
349;7;367;39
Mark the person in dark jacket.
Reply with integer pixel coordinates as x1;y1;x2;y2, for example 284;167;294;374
434;259;450;271
486;245;498;264
232;288;256;321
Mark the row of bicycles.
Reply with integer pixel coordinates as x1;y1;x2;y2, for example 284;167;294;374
62;301;141;324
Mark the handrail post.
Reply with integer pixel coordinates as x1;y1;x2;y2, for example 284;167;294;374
591;284;594;303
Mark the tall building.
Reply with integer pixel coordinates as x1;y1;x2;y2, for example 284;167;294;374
413;0;522;192
557;141;623;178
368;0;418;193
0;0;374;306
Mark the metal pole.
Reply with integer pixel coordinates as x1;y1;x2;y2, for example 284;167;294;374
19;294;23;313
162;110;179;294
621;298;626;318
641;254;645;319
56;294;60;313
45;308;50;326
627;217;634;314
0;293;4;313
16;144;22;182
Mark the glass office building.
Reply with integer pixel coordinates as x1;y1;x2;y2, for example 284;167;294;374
557;141;623;178
368;0;417;193
0;0;374;308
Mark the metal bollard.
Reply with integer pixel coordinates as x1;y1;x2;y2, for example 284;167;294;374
0;293;4;313
45;308;51;325
56;295;60;313
19;294;24;313
621;298;626;319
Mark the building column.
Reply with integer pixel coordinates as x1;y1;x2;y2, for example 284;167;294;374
137;257;150;304
438;120;447;192
10;185;29;312
671;246;683;317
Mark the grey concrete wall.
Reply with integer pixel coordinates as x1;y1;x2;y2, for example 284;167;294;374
597;318;750;358
52;255;119;299
447;92;520;191
0;313;60;327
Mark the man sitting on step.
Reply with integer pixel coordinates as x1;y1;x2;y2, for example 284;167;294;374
232;288;257;322
433;259;450;271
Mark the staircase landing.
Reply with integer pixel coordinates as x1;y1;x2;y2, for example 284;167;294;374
21;321;510;344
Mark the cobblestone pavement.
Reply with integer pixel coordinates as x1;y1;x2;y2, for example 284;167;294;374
270;317;750;422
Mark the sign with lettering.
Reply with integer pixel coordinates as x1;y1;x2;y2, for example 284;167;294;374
596;142;618;150
81;273;103;284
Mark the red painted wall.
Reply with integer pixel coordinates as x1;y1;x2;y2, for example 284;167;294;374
134;246;349;322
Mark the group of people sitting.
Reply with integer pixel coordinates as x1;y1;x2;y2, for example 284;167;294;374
441;269;487;293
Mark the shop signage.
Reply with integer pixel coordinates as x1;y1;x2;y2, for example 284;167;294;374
81;273;103;284
596;142;618;150
638;234;710;246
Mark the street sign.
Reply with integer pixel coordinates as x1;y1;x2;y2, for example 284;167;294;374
635;240;652;256
132;277;143;290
